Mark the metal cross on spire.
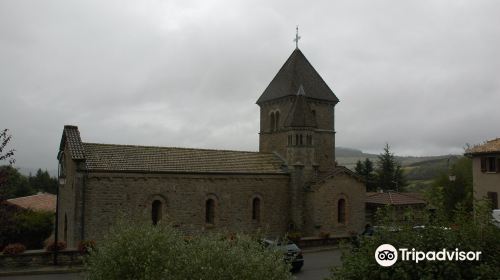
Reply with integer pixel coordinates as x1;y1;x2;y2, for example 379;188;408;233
294;25;301;49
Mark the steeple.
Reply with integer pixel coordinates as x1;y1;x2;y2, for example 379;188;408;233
256;48;339;104
258;47;338;173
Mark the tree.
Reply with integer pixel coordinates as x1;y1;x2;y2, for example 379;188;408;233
0;129;15;194
375;143;407;191
0;210;54;249
0;166;35;199
354;158;377;191
329;200;500;279
85;219;292;280
29;169;58;194
427;157;473;216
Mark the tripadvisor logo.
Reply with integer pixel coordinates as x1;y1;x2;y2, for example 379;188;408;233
375;244;482;267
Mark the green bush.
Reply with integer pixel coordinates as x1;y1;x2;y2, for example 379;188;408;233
85;220;292;280
0;209;53;249
329;201;500;280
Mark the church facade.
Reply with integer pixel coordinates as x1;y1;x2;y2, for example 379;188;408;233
57;48;366;247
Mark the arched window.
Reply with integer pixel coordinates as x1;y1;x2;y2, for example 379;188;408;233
295;134;299;146
205;199;215;224
300;134;303;145
252;197;261;222
275;111;280;131
152;200;162;225
270;112;275;132
338;199;346;224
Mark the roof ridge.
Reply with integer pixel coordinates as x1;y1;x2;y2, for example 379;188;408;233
82;142;276;155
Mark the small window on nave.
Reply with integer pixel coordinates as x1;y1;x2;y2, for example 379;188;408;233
152;200;162;225
337;198;346;224
252;197;261;222
206;199;215;224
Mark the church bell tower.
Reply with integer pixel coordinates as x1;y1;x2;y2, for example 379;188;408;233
256;47;339;175
256;46;340;231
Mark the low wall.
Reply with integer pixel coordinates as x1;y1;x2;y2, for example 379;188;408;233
0;249;83;269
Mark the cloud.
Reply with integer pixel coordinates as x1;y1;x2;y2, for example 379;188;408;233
1;0;499;171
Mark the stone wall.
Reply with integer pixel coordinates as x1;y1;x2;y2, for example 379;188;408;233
57;145;82;248
258;98;337;172
0;250;82;269
80;172;291;243
304;173;365;236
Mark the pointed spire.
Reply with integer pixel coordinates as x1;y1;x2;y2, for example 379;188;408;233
284;85;317;128
257;48;339;104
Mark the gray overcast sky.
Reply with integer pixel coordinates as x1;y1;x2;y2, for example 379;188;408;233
1;0;499;172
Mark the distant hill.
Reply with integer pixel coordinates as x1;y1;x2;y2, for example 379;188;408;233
335;147;459;169
335;147;462;192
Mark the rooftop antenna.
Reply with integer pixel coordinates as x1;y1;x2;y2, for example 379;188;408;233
294;25;301;49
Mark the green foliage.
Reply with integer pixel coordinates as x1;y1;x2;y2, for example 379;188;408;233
376;144;407;191
426;157;473;216
355;158;377;191
85;220;292;280
0;166;58;199
0;166;35;199
329;200;500;280
11;210;54;249
0;209;53;249
29;169;58;194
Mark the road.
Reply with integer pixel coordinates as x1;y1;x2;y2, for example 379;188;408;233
0;248;342;280
294;248;342;280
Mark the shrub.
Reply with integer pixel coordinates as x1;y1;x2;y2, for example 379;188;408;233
78;240;96;254
329;200;500;279
85;219;292;280
46;241;67;252
0;210;54;249
2;243;26;255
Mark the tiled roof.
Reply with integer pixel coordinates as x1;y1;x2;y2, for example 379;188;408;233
256;48;339;104
82;143;287;174
7;193;56;212
314;166;364;185
284;86;317;128
59;125;85;160
465;138;500;155
366;192;427;206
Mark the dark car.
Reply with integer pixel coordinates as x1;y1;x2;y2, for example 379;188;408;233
262;238;304;272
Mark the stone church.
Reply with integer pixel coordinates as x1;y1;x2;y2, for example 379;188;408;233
57;47;366;247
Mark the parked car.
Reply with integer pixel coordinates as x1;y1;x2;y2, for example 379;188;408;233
262;238;304;272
